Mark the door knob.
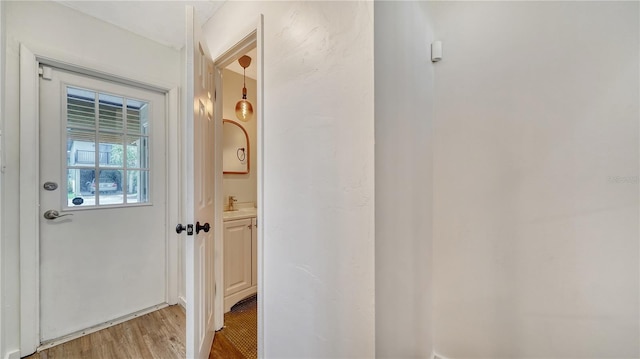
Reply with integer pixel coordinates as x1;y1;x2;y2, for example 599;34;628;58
43;209;73;220
196;221;210;234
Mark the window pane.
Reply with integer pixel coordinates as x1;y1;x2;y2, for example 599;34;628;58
98;133;123;167
127;170;149;204
67;87;95;129
99;93;124;131
97;169;123;205
126;135;149;169
67;129;96;166
67;168;95;207
126;100;149;135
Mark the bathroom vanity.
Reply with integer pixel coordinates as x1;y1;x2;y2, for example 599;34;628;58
223;207;257;312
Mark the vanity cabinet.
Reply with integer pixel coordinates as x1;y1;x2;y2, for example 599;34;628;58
223;216;257;312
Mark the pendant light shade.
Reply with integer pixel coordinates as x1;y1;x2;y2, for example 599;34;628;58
235;55;254;122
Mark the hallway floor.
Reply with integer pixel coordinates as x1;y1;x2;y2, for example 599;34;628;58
23;302;257;359
25;305;186;359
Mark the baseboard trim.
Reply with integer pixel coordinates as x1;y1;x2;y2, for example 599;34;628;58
4;350;20;359
37;303;168;352
178;295;186;309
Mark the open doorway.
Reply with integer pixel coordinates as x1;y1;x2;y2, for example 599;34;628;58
211;34;260;359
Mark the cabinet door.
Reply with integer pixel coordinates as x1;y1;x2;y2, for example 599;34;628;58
251;218;257;286
224;218;253;297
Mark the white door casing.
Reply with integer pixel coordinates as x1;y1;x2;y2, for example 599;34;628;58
184;5;216;359
19;44;40;354
38;67;167;343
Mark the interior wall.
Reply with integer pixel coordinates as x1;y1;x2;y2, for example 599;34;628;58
222;68;257;206
0;0;5;356
430;2;639;358
2;2;181;357
374;1;434;357
203;2;375;357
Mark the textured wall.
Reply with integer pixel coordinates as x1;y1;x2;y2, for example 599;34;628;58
204;1;376;357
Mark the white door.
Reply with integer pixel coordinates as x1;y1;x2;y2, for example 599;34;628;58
184;5;216;359
38;66;167;343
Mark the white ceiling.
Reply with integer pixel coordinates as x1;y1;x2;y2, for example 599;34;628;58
225;47;257;80
54;0;256;79
55;0;225;50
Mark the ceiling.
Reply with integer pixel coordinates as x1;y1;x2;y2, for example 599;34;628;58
54;0;256;79
225;48;258;80
54;1;225;50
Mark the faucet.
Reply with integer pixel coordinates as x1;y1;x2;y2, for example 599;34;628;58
228;195;237;211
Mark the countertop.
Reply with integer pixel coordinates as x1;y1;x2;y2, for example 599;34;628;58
223;207;257;221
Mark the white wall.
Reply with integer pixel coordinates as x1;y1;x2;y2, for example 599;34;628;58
374;1;434;358
204;2;375;357
430;2;639;358
2;2;181;357
0;0;5;356
223;68;257;206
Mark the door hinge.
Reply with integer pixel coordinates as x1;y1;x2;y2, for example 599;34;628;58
38;66;53;80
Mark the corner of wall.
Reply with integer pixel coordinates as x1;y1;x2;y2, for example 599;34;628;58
374;0;435;357
432;352;450;359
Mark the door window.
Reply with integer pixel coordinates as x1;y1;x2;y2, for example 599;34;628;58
65;86;150;207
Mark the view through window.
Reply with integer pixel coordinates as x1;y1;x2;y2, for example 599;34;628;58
65;86;150;207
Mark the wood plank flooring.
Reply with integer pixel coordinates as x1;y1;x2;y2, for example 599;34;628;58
25;305;185;359
24;305;248;359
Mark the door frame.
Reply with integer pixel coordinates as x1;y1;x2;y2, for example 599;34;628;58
18;44;180;354
210;16;264;355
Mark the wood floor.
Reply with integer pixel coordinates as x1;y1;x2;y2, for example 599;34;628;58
24;305;248;359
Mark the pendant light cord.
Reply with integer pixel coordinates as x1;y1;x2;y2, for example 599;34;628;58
242;67;247;99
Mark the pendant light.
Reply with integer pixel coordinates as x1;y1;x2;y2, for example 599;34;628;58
235;55;254;122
